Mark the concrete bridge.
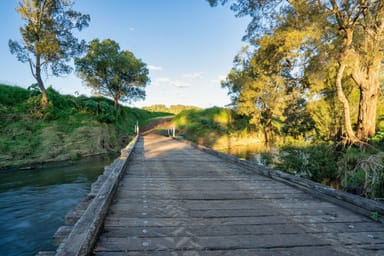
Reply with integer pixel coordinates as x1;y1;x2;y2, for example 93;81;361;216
42;133;384;255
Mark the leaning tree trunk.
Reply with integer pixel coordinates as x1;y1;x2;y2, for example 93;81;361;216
33;55;49;108
335;62;359;144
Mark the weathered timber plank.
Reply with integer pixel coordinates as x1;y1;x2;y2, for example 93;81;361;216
103;215;368;228
108;204;346;218
93;246;351;256
111;191;307;200
93;134;384;256
101;222;384;238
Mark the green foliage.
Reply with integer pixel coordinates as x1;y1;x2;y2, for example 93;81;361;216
173;107;249;147
142;104;201;115
371;211;380;222
96;101;116;123
282;98;315;139
0;84;165;169
277;143;338;182
211;0;384;141
369;130;384;148
0;84;30;106
75;38;149;108
338;148;384;199
9;0;90;105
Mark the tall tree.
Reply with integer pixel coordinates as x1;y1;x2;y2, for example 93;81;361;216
9;0;90;108
209;0;384;142
75;39;149;109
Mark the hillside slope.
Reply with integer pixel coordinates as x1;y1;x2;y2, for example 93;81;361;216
0;84;168;169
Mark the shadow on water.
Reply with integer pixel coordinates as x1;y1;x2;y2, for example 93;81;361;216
0;155;115;256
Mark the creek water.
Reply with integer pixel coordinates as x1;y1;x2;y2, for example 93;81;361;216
219;142;275;166
0;155;115;256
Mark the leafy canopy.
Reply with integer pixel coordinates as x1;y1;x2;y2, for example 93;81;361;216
75;39;149;108
9;0;90;106
9;0;90;76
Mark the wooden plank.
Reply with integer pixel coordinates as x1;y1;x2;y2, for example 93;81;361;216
103;215;368;228
101;222;384;238
95;233;334;251
93;246;353;256
92;134;384;256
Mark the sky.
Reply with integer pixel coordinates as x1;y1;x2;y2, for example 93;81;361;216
0;0;250;108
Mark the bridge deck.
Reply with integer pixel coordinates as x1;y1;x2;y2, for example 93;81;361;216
94;134;384;255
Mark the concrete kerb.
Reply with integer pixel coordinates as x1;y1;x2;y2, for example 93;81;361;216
54;135;139;256
173;136;384;223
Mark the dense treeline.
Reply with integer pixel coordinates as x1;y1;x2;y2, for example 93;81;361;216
202;0;384;199
0;84;167;169
142;104;201;115
174;107;384;199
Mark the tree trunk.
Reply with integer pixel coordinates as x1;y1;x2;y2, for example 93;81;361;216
34;55;48;108
351;30;382;141
113;97;119;109
335;62;358;143
356;79;379;140
263;109;273;144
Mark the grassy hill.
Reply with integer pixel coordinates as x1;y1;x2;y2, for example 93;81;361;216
0;84;168;169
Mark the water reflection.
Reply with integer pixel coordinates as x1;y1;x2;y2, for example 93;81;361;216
0;155;115;256
217;142;275;166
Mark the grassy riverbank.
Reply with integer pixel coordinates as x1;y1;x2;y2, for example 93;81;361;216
0;84;168;170
173;107;263;149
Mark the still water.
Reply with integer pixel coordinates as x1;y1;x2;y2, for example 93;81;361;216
219;142;275;166
0;156;115;256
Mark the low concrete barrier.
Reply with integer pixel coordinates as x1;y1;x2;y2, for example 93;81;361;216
38;135;138;256
175;136;384;223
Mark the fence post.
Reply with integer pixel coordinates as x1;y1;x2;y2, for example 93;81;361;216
135;121;139;135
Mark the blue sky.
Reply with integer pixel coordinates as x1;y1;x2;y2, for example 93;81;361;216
0;0;249;108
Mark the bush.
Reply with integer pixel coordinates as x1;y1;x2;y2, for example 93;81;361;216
338;148;384;199
97;101;116;123
277;143;338;182
0;84;30;106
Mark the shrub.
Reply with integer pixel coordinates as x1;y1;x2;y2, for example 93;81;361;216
338;149;384;199
277;143;338;182
0;84;30;106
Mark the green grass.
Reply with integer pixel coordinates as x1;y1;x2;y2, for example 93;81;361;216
173;107;251;147
0;84;168;169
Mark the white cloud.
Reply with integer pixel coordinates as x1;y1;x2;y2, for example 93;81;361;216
151;77;191;88
172;80;191;88
128;27;135;32
156;77;171;83
211;74;227;84
148;65;163;71
151;77;170;85
182;72;205;79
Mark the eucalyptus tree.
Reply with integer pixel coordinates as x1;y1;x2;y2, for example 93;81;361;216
9;0;90;108
75;39;149;109
209;0;384;143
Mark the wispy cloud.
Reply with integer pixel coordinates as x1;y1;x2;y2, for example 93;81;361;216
211;74;227;84
171;80;191;88
151;77;170;85
128;27;135;32
148;65;163;71
182;72;205;79
151;77;191;88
